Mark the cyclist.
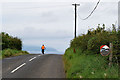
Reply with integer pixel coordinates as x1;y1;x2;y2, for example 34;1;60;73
41;45;45;54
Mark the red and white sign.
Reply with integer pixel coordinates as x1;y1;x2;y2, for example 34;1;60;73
100;45;110;56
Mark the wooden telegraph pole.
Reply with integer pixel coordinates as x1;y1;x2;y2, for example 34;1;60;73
72;3;80;38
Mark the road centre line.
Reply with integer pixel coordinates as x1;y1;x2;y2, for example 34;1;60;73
11;63;26;73
29;57;37;62
11;55;41;74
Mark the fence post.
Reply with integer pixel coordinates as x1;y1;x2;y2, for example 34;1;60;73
109;43;113;67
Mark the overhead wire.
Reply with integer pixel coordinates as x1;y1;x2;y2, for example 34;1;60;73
79;0;101;20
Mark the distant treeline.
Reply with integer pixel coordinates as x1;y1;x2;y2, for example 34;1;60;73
0;32;22;50
70;24;120;59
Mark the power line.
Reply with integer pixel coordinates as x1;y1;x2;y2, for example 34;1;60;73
79;0;100;20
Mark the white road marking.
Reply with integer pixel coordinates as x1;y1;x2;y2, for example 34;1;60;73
38;55;41;56
11;63;26;73
10;55;40;74
29;57;36;62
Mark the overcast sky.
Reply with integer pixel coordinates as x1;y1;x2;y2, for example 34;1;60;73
0;0;119;54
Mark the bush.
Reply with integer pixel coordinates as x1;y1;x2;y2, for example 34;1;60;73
64;24;119;78
2;49;13;57
70;24;119;56
1;32;22;50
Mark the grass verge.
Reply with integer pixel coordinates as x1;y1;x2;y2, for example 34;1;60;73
1;48;29;58
63;48;119;78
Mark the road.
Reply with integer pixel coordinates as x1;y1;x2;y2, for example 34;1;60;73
2;54;65;78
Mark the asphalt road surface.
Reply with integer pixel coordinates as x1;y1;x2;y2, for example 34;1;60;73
2;54;65;78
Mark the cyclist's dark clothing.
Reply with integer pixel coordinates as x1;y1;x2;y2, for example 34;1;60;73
42;49;44;54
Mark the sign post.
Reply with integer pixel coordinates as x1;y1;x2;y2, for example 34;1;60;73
109;43;113;67
100;44;113;67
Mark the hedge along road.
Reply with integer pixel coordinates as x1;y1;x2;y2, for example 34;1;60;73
2;54;65;78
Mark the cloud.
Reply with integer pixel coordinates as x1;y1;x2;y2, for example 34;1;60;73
0;3;2;32
77;2;118;35
118;1;120;28
1;2;118;53
0;0;119;2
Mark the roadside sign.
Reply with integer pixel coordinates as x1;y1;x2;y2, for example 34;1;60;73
100;45;110;56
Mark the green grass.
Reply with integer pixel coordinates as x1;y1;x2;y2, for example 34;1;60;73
0;53;2;59
63;48;119;78
1;49;29;58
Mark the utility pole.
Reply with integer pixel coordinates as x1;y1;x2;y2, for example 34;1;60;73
72;3;80;38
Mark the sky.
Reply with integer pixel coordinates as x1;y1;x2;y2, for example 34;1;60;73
0;0;119;54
